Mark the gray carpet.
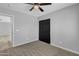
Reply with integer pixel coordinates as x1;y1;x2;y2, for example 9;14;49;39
0;41;78;56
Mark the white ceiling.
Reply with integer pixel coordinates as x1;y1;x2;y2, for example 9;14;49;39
0;3;76;17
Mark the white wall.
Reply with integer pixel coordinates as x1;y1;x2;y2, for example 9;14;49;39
0;15;11;36
0;6;38;47
38;4;79;53
0;23;11;36
13;13;38;46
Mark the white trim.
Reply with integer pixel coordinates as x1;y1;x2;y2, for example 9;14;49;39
13;40;38;47
51;44;79;55
0;13;14;47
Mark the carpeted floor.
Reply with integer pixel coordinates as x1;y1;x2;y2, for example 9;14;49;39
0;40;79;56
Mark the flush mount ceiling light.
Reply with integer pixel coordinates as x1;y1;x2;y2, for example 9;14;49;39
26;3;52;12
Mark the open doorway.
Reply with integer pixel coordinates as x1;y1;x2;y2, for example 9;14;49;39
0;14;13;51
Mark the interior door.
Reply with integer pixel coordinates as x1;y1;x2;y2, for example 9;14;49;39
39;18;50;44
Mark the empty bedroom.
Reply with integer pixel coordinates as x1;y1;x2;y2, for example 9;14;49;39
0;3;79;56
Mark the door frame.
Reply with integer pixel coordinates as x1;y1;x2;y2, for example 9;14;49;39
0;13;14;47
39;18;51;44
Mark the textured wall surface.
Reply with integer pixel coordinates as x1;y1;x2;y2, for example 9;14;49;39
0;6;38;47
38;4;79;53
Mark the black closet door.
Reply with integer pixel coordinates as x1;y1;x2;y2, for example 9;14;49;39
39;19;50;44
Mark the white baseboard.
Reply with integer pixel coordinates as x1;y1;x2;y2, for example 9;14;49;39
13;39;38;47
51;44;79;55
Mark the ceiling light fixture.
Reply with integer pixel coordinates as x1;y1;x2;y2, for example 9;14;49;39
26;3;52;12
34;5;39;10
